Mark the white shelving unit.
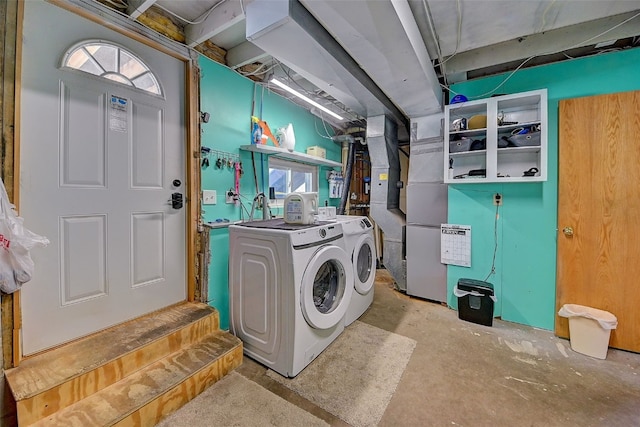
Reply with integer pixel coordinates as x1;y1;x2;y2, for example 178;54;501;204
444;89;547;183
239;144;342;168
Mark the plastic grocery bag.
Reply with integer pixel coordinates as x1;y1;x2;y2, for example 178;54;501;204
453;286;498;302
0;176;49;294
558;304;618;330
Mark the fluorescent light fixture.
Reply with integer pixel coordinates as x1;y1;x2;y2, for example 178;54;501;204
270;78;344;121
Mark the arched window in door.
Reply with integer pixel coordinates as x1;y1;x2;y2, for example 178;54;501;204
62;41;162;96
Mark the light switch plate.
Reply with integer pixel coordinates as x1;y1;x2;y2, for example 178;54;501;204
203;190;217;205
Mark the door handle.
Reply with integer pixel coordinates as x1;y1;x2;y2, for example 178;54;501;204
562;226;574;236
170;192;183;209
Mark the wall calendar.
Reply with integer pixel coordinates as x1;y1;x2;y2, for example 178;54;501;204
441;224;471;267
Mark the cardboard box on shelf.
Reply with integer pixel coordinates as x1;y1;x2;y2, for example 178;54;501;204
306;146;326;158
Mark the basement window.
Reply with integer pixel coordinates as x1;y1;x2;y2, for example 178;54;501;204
62;41;162;96
268;158;317;200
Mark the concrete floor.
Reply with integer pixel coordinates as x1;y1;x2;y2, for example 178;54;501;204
233;269;640;426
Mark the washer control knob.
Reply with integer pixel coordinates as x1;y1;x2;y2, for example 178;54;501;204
319;228;327;238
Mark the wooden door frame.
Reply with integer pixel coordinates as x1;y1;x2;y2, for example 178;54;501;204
1;0;23;370
2;0;203;367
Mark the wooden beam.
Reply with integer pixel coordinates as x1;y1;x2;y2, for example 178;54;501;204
1;0;21;370
136;6;186;44
186;55;202;302
48;0;191;61
126;0;157;20
184;0;244;47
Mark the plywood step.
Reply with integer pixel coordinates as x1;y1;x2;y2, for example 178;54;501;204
5;302;238;425
30;331;242;427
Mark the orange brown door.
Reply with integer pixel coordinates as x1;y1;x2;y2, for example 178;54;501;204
556;90;640;352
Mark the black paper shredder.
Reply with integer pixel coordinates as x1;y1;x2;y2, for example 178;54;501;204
456;278;494;326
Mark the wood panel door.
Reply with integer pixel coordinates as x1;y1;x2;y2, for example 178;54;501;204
556;90;640;352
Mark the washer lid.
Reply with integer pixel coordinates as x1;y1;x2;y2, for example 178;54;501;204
353;234;376;295
301;245;354;330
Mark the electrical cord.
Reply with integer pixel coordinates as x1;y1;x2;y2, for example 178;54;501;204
421;0;448;86
314;117;335;140
442;10;640;100
102;0;127;9
271;58;358;123
438;0;462;66
539;0;557;33
240;62;278;77
236;193;255;220
484;203;499;282
155;0;228;26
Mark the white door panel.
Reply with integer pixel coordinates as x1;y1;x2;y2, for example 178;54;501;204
60;82;107;187
60;215;108;304
20;0;186;355
131;102;164;188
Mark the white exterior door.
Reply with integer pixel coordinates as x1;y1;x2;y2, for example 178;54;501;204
20;1;186;355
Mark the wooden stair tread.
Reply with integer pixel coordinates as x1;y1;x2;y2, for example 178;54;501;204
31;331;242;427
6;302;218;400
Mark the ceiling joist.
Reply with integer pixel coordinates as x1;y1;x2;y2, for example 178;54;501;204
126;0;157;19
226;41;268;69
444;10;640;81
184;0;245;47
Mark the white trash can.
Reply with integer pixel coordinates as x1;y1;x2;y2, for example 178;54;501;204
558;304;618;359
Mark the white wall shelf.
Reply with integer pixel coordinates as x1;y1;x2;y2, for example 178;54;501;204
239;144;342;168
444;89;548;183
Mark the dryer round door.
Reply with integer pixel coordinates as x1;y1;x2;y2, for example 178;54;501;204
353;234;375;295
301;245;354;330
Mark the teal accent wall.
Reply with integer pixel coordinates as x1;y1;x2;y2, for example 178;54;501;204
199;57;340;329
208;227;230;330
447;48;640;330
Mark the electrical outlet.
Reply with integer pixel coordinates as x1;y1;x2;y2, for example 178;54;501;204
203;190;217;205
493;193;503;206
226;189;236;204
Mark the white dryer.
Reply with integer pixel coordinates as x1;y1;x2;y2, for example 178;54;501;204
336;215;376;326
229;219;353;377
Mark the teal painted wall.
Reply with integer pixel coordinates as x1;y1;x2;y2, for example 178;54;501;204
199;57;340;329
447;48;640;330
208;227;230;329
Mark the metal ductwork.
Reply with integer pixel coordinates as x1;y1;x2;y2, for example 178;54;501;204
245;0;409;138
367;115;406;291
245;0;420;289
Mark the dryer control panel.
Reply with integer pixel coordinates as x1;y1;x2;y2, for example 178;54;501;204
290;223;344;248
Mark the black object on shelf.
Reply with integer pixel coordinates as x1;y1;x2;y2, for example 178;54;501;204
468;169;486;176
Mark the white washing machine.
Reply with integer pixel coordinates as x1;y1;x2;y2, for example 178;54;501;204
336;215;376;326
229;219;353;377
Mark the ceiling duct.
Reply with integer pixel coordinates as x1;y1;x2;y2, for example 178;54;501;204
367;115;406;291
245;0;410;136
299;0;443;118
